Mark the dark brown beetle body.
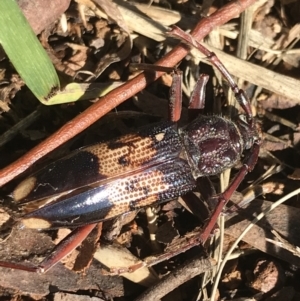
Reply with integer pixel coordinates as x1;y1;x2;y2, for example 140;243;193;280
0;26;260;274
182;115;248;178
12;114;255;230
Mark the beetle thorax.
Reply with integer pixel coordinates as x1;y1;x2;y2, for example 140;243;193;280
180;115;244;179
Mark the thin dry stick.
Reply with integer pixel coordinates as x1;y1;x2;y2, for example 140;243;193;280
134;257;215;301
0;108;41;148
0;0;257;187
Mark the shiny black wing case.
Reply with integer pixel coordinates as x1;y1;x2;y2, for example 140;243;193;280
13;121;185;203
22;158;195;228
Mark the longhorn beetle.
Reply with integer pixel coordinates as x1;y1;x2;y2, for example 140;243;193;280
0;26;260;273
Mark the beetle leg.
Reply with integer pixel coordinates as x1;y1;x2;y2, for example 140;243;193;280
168;26;253;126
130;63;184;122
37;223;97;273
200;142;260;243
189;74;209;110
168;71;183;122
0;224;96;273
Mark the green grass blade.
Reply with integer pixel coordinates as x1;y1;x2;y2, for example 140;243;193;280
44;82;123;105
0;0;60;102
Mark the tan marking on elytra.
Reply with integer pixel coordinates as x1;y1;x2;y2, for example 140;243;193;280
85;134;157;177
102;169;170;220
131;195;158;207
155;132;165;142
21;217;51;229
13;176;37;202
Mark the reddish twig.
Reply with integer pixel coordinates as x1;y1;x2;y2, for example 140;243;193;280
0;0;257;187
